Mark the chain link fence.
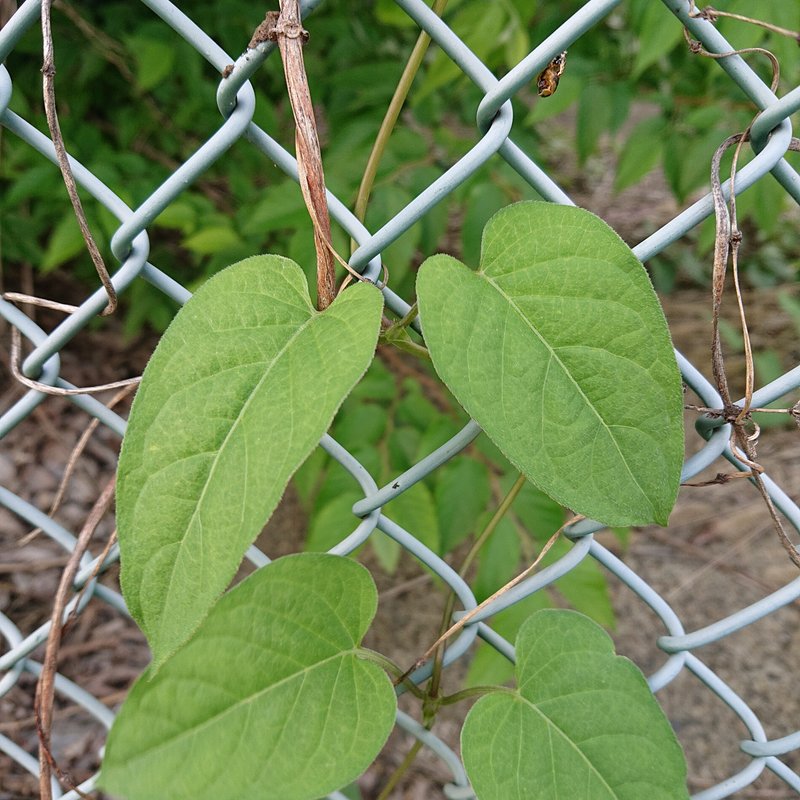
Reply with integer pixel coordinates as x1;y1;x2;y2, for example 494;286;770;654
1;0;800;797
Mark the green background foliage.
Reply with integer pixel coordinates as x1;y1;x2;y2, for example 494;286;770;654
3;1;798;319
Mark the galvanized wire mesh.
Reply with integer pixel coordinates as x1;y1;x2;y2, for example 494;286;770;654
1;0;799;798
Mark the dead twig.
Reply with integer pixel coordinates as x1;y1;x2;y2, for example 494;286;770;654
251;3;336;309
9;325;141;396
41;0;116;315
683;34;780;92
682;471;753;487
705;129;753;417
707;129;800;567
688;4;800;45
246;5;374;299
685;14;800;568
34;475;115;800
2;292;79;315
684;403;799;417
66;529;117;629
397;515;582;685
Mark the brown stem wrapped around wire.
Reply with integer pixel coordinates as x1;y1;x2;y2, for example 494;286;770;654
684;12;800;568
250;2;337;310
34;476;116;800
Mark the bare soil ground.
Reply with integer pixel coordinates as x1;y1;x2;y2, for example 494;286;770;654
2;276;799;799
1;166;799;798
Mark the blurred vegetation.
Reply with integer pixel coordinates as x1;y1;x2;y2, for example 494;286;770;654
2;0;799;680
2;0;798;323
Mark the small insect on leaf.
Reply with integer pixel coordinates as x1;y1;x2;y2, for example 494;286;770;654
537;51;567;97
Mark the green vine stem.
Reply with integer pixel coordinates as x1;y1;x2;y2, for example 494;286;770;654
379;325;431;361
427;472;527;702
380;302;431;359
375;740;424;800
439;684;514;706
351;0;449;245
358;648;426;700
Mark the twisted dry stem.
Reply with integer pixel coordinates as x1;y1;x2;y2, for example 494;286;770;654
252;2;337;310
707;131;800;569
691;9;800;569
41;0;117;316
35;476;116;800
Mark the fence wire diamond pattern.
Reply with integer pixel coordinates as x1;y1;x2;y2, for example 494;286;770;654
1;0;800;797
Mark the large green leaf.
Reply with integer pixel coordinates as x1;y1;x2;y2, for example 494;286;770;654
101;554;396;800
416;202;683;526
117;255;383;667
462;609;688;799
631;3;685;79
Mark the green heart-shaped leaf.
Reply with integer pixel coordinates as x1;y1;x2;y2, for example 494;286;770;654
416;202;683;526
117;255;383;667
462;609;689;799
101;554;396;800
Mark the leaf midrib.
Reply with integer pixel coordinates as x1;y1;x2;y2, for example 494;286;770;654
141;310;318;640
513;692;620;798
121;646;362;766
479;270;650;511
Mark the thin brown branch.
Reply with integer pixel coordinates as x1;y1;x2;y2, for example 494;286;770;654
682;471;754;487
750;469;800;569
725;138;755;424
689;4;800;45
684;403;799;416
699;130;800;432
683;25;781;93
397;515;582;685
34;475;115;800
708;131;744;410
66;530;117;629
698;53;800;567
41;0;116;315
2;292;79;314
